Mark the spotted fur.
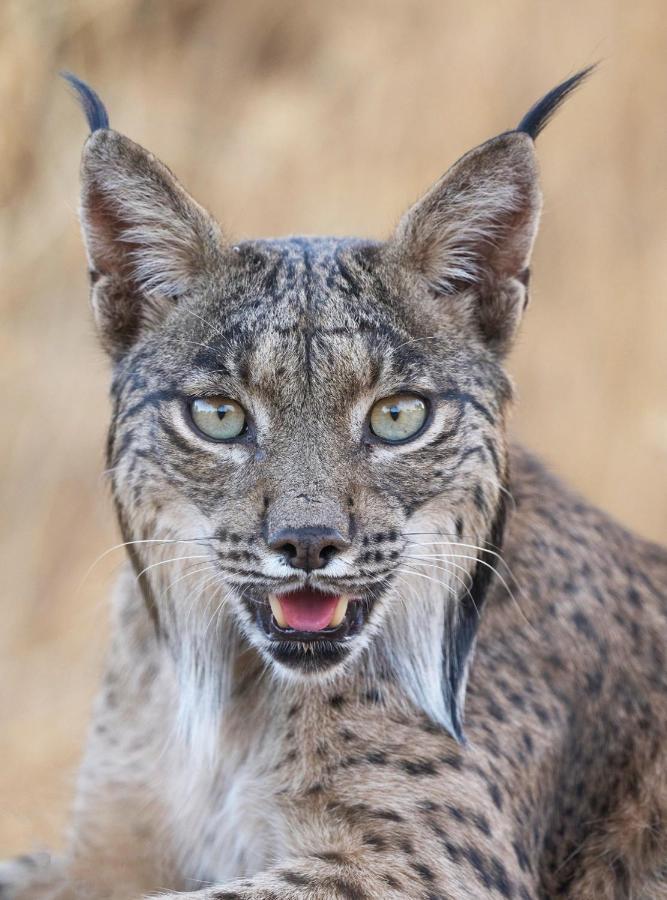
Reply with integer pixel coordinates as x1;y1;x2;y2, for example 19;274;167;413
3;68;667;900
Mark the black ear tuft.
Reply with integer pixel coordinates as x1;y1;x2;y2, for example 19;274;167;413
516;65;596;140
62;72;110;132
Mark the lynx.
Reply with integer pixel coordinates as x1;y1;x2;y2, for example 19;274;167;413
2;68;667;899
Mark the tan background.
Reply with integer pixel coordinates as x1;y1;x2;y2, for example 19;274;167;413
1;0;666;857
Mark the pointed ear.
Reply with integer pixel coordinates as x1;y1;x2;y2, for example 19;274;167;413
79;128;225;357
394;132;541;354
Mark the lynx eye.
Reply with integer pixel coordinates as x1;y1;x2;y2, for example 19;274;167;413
190;396;247;441
369;393;428;443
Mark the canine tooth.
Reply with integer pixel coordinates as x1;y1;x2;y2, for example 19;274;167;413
329;596;349;628
269;596;287;628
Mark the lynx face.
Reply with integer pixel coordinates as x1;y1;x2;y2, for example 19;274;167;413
67;69;586;737
107;234;509;682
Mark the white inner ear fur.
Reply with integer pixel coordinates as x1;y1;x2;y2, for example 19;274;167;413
395;132;542;297
80;130;224;302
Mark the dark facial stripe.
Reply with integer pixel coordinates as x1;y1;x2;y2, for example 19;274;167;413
438;388;495;425
115;388;178;429
445;486;508;742
112;492;162;636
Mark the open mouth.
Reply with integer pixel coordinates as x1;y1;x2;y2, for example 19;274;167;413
250;587;370;670
264;588;365;641
269;589;350;633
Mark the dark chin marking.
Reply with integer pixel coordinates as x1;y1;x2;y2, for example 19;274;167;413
445;485;509;742
267;640;353;672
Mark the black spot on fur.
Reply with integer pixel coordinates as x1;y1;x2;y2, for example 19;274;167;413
411;861;435;882
363;833;387;852
512;840;531;873
313;851;347;865
281;872;311;887
447;805;466;823
627;586;643;609
366;750;388;765
370;808;403;823
364;688;383;704
488;782;504;811
401;758;438;777
571;610;596;640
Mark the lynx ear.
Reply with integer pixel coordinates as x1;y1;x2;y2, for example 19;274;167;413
395;131;541;353
395;68;593;354
65;74;225;357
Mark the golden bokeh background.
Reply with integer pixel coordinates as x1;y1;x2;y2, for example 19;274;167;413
1;0;666;857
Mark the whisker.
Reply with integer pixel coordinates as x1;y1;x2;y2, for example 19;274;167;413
475;471;518;513
163;563;219;596
203;585;235;637
391;333;443;353
392;567;460;601
79;537;217;589
402;535;526;603
179;308;231;344
400;559;478;617
401;531;504;552
184;569;224;631
407;551;514;595
405;552;536;633
405;538;514;578
402;555;473;589
168;339;228;357
135;555;212;582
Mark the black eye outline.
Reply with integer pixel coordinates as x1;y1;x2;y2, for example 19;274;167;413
365;392;432;446
185;395;253;444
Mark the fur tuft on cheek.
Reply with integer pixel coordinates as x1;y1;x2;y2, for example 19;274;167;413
367;507;468;740
366;485;508;743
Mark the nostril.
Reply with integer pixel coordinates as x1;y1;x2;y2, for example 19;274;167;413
319;544;340;565
268;527;350;572
275;541;298;562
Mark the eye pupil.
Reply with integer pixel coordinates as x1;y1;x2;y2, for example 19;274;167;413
389;406;400;421
217;408;227;420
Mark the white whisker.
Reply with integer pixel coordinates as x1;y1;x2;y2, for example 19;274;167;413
79;537;216;589
135;555;211;582
404;551;535;632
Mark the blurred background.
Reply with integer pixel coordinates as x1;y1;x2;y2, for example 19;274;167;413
1;0;666;857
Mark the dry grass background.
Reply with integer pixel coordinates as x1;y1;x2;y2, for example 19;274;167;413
1;0;666;858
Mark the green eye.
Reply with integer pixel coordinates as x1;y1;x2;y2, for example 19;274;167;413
369;393;428;443
190;396;247;441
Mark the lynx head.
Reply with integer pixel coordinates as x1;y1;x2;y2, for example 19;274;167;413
66;70;591;743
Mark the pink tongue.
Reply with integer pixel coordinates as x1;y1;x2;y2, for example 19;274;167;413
279;589;340;632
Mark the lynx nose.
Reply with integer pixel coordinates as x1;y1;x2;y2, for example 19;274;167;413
269;526;350;572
